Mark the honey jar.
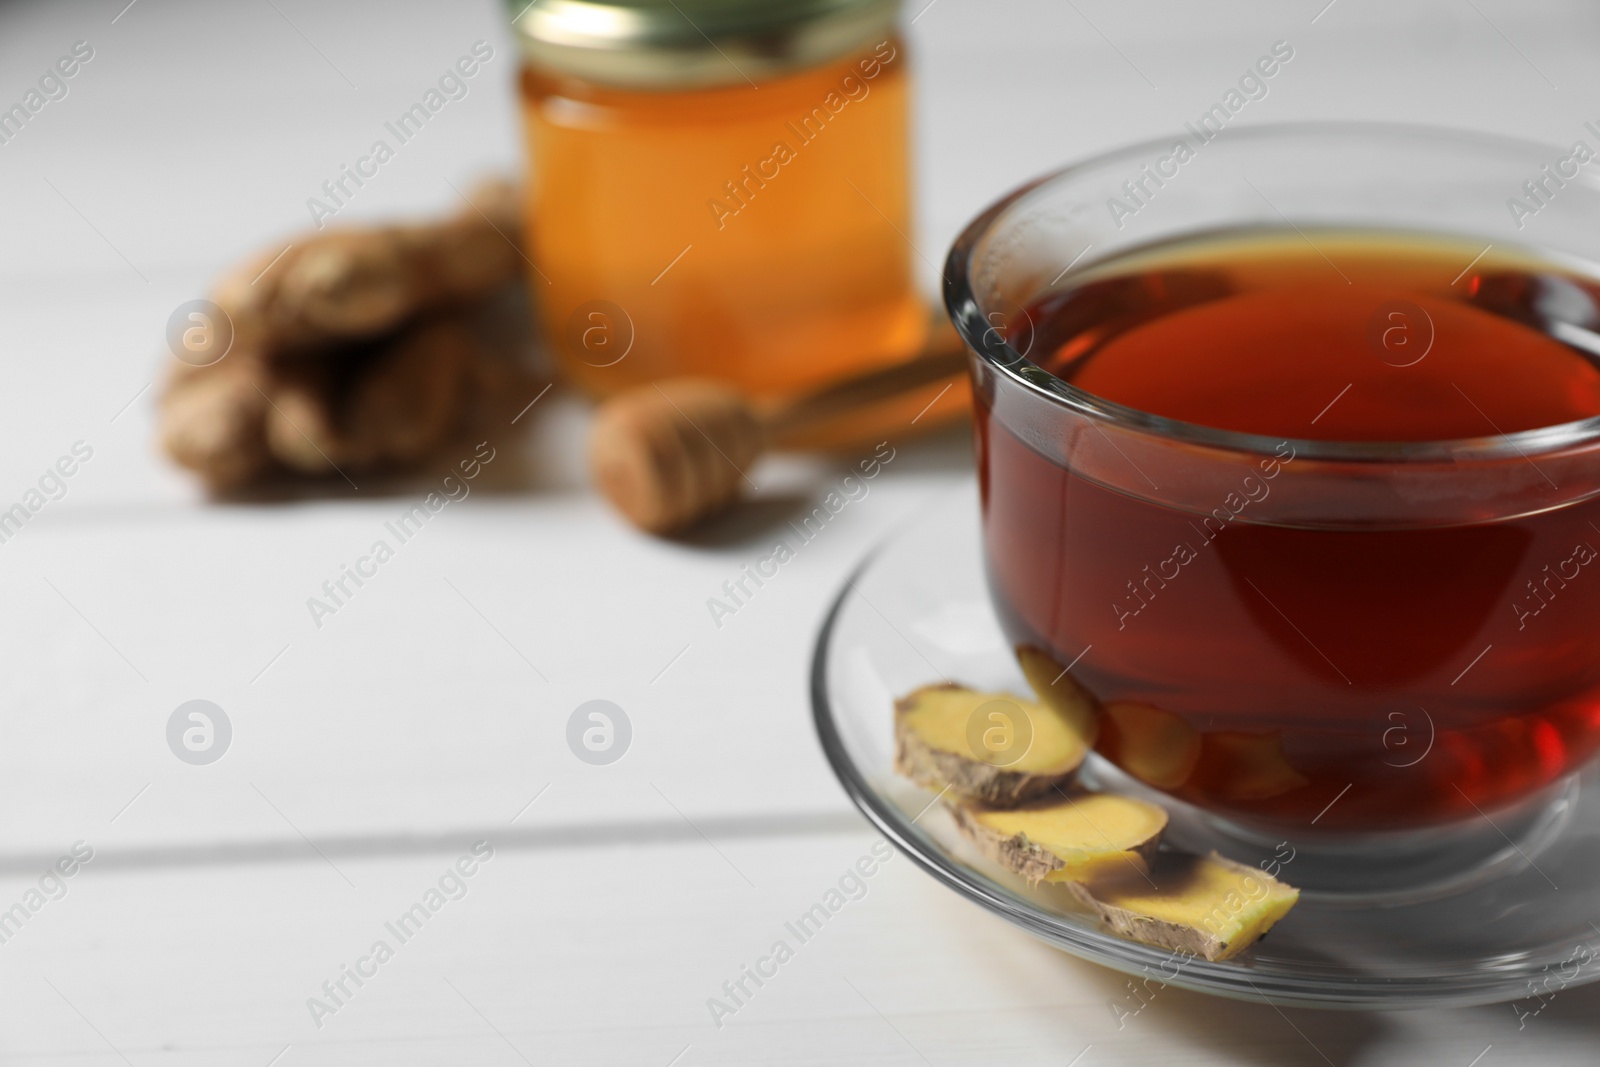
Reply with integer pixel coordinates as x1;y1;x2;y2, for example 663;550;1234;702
508;0;925;403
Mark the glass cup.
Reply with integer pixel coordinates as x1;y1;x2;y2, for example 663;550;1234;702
942;124;1600;856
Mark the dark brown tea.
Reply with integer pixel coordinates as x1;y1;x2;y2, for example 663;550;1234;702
977;231;1600;831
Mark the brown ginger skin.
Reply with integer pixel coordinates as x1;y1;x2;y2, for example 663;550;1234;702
342;317;474;465
262;318;474;474
159;358;273;490
210;178;521;355
159;178;521;490
947;804;1071;884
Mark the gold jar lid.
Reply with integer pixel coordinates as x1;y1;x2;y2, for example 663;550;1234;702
507;0;901;90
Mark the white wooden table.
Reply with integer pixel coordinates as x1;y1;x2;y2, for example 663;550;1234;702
3;0;1599;1062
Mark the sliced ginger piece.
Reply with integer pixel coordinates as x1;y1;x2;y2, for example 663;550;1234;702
895;683;1091;806
1067;851;1300;961
1100;700;1202;789
1200;731;1310;801
950;792;1168;884
1016;646;1101;747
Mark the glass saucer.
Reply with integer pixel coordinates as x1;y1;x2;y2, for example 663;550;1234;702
809;482;1600;1009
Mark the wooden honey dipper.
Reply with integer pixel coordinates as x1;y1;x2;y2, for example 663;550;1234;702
590;315;968;534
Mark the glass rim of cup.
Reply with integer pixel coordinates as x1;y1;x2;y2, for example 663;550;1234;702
942;120;1600;470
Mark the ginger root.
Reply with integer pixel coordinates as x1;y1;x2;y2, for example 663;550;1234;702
1065;851;1300;962
894;683;1091;806
159;178;524;490
950;792;1167;884
210;179;521;354
160;360;273;489
261;317;474;473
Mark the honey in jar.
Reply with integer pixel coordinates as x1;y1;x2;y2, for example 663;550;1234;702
508;0;927;403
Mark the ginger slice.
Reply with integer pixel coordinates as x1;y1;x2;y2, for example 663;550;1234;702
950;792;1168;884
1099;700;1201;789
895;683;1091;806
1067;851;1300;961
1016;646;1101;747
1200;731;1310;801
